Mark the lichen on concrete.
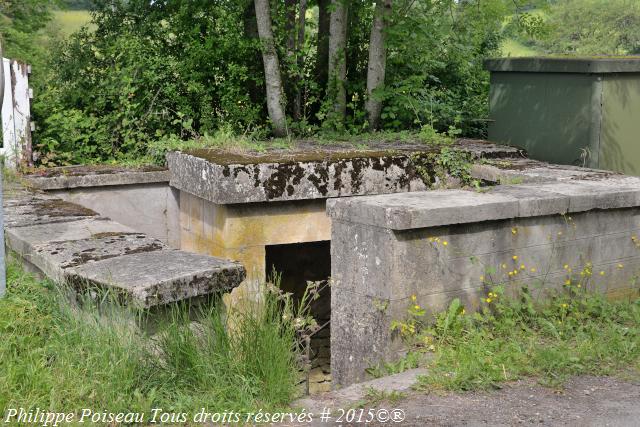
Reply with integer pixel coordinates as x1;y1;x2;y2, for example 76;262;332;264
168;139;520;204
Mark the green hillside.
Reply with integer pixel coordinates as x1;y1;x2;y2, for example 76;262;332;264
49;10;93;36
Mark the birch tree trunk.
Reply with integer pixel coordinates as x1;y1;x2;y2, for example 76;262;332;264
366;0;391;131
327;0;348;126
254;0;288;136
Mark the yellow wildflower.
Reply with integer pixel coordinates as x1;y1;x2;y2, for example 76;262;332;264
442;241;448;246
600;271;605;276
520;264;526;270
411;294;417;302
561;303;568;308
414;305;420;310
564;264;569;270
512;255;518;261
486;298;492;303
564;279;571;285
530;267;536;273
618;263;624;269
480;275;485;281
502;264;507;269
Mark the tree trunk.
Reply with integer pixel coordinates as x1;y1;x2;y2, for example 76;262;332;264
315;0;330;92
285;0;297;58
243;0;262;106
254;0;288;137
366;0;391;131
293;0;307;121
327;0;348;127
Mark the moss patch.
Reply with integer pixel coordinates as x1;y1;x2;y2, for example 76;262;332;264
33;199;97;218
25;164;166;178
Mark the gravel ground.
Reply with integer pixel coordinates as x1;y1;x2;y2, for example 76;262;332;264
297;375;640;426
367;376;640;427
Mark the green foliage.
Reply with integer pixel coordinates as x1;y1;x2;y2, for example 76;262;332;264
410;142;479;189
379;0;504;136
32;0;265;164
27;0;513;165
63;0;94;10
0;261;302;413
0;0;57;63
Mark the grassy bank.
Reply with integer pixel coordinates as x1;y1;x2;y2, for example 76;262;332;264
391;286;640;392
500;38;540;57
0;261;301;416
49;10;94;36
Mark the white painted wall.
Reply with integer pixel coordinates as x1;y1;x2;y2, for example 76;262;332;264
1;59;32;168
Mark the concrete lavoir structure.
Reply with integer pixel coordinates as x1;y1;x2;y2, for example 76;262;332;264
4;185;245;308
16;139;640;391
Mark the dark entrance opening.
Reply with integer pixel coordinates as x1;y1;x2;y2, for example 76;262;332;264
265;240;331;393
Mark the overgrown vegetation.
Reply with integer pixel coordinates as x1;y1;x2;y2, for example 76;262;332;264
388;242;640;391
0;261;303;414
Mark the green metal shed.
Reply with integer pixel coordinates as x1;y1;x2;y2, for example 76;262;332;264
485;57;640;175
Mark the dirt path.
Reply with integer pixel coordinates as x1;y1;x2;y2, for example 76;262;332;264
300;375;640;426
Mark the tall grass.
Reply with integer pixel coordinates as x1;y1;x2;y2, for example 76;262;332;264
0;261;300;414
411;292;640;391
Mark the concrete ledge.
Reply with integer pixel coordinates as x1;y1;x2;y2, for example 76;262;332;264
327;177;640;230
4;187;245;307
484;57;640;74
23;166;169;190
167;140;523;204
470;158;618;184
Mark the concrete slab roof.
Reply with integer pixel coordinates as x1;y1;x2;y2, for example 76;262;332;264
484;57;640;74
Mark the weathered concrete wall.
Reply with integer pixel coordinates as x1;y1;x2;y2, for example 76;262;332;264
179;190;331;304
328;177;640;387
24;168;180;248
50;184;180;248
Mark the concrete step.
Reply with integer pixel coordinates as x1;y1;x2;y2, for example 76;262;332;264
4;188;245;307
